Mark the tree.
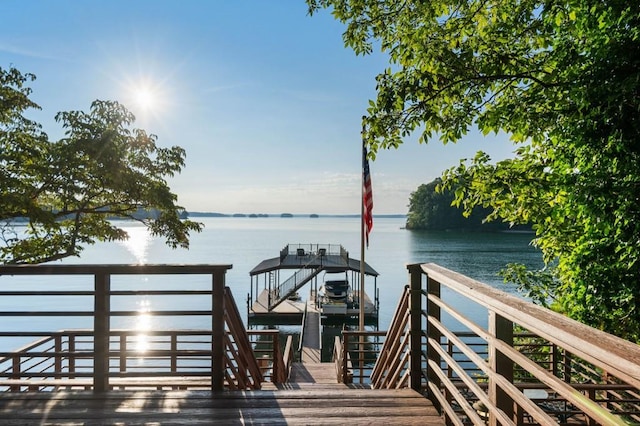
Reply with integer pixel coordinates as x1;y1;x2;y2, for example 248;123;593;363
1;66;202;264
307;1;640;340
406;178;515;231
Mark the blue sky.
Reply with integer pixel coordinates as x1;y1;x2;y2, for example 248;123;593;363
2;1;515;215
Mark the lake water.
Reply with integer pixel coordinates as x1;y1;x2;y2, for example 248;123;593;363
0;217;543;350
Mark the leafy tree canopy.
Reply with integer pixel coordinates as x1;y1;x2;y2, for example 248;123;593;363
406;178;527;231
308;1;640;340
1;66;202;264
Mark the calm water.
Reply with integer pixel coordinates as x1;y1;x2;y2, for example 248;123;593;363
0;217;542;349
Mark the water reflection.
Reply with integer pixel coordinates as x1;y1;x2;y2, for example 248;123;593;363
134;300;152;356
118;226;151;264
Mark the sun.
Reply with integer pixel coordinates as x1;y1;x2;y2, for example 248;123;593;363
133;86;156;111
121;77;168;119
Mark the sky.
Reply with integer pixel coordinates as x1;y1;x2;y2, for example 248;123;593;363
1;0;516;215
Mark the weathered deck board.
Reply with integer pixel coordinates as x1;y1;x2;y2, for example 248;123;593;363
289;362;337;384
0;389;443;425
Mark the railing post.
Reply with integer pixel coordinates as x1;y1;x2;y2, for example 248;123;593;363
212;269;225;391
94;272;110;393
342;332;350;384
422;264;442;411
489;311;514;425
408;264;425;393
171;334;178;373
10;355;20;392
120;334;127;373
55;334;62;379
68;334;76;379
272;332;280;383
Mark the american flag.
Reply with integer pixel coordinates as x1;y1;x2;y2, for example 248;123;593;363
363;145;373;247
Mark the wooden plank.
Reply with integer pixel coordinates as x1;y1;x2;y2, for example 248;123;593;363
0;388;432;401
2;405;438;417
290;362;336;383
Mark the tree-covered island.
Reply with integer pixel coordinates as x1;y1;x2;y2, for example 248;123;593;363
406;178;531;232
309;1;640;341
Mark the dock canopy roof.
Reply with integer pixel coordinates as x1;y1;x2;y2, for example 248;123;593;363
249;244;378;276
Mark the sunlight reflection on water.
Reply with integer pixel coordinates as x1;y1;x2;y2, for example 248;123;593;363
117;225;151;264
134;299;152;360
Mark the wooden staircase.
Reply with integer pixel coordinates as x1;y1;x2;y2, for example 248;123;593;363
268;255;322;310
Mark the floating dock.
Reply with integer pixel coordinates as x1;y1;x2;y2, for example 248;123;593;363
248;244;379;325
247;244;379;361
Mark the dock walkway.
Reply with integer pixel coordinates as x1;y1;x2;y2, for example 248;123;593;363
301;301;322;363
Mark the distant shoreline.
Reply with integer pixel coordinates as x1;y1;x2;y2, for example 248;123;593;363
187;212;407;219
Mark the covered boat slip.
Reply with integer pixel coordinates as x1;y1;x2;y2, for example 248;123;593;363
247;243;379;327
249;288;378;326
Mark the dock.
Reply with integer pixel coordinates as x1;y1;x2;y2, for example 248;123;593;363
247;243;379;327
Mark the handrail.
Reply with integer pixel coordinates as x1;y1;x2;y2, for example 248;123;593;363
286;244;343;257
280;335;294;382
223;287;262;390
422;263;640;386
370;285;410;389
269;256;321;310
333;335;352;383
409;262;640;425
298;301;308;353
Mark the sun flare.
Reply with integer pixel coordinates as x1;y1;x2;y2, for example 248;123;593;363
122;77;168;119
133;86;156;111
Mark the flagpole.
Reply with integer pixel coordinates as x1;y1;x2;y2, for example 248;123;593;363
359;120;366;381
359;121;366;334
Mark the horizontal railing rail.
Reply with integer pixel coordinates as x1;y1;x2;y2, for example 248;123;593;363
0;264;286;393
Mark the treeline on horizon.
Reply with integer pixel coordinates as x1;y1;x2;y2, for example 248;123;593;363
186;212;407;219
406;178;531;232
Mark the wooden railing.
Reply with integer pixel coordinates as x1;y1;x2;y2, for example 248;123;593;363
340;331;386;385
0;264;290;392
333;335;352;383
370;285;412;389
339;263;640;424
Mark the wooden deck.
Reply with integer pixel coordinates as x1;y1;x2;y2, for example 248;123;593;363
0;364;443;425
0;388;441;425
